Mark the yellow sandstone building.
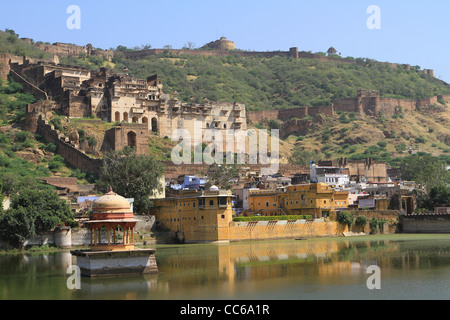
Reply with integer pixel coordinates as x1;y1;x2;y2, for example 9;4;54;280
150;184;349;243
247;183;349;219
151;189;234;243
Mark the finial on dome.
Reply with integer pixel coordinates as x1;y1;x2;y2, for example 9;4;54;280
105;186;116;195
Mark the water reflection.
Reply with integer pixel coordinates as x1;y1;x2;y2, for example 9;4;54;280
1;235;449;300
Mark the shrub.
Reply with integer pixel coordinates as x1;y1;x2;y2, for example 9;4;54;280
415;136;426;144
369;217;386;234
377;141;387;148
337;211;354;229
355;215;368;227
14;131;29;143
48;161;63;172
45;143;57;153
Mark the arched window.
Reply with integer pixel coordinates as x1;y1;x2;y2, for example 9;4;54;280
127;131;137;148
123;112;129;123
151;118;158;133
115;112;120;122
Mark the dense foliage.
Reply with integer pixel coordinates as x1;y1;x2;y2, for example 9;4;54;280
0;78;36;125
399;154;450;191
96;147;165;214
0;29;53;60
110;52;450;111
337;211;354;229
0;188;74;248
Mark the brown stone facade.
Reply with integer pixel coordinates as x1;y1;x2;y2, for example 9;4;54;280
248;90;450;125
36;116;102;173
104;123;150;155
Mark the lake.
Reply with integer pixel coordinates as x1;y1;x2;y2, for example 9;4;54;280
0;234;449;300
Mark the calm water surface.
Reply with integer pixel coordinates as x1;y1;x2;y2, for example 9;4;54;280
0;234;449;300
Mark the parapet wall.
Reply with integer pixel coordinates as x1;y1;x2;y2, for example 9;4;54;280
228;220;345;242
248;91;450;124
9;69;48;101
400;214;450;233
36;116;102;173
163;162;307;179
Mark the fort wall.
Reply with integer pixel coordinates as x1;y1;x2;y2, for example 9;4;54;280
9;69;48;101
248;89;450;124
400;214;450;233
36;116;102;173
162;162;307;179
227;220;346;242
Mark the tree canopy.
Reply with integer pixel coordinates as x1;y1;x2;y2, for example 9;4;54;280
96;147;165;215
0;188;74;248
399;154;450;191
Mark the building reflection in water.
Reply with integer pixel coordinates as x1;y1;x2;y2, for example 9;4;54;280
1;236;449;300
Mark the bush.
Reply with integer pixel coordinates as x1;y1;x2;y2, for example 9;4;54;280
369;217;386;234
355;215;368;227
14;131;29;143
45;143;57;153
415;136;426;144
337;211;354;229
48;161;63;172
377;141;387;148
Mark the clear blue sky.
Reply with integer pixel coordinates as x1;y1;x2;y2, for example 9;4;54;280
1;0;450;82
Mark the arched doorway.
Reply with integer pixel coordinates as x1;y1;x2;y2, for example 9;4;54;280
132;116;138;123
123;112;129;123
115;112;120;122
151;118;158;133
142;117;148;125
127;131;137;148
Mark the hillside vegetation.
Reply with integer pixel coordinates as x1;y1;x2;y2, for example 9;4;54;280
108;51;450;111
1;31;450;175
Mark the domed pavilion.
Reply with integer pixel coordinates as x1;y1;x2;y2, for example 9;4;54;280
86;187;139;251
71;187;158;277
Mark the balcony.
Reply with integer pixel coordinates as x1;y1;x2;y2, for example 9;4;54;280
131;108;144;114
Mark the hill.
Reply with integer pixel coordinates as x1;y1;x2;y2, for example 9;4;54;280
0;31;449;180
105;50;450;111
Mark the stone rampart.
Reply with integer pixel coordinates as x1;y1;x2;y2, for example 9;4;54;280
36;116;102;174
400;214;450;233
248;105;333;123
162;162;306;179
228;220;346;241
9;69;48;101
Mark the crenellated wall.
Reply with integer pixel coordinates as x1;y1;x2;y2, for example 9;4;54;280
400;214;450;233
248;90;450;124
36;116;102;174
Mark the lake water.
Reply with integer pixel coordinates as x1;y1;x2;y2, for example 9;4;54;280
0;234;449;300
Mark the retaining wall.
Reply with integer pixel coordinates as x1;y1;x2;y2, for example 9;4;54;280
400;214;450;233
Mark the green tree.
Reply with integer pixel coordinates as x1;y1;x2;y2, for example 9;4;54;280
96;147;165;214
206;164;239;190
0;179;3;215
428;185;450;208
288;148;322;166
337;211;354;230
0;188;73;249
399;154;449;191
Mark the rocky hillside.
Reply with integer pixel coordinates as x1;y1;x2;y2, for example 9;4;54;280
1;31;450;172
